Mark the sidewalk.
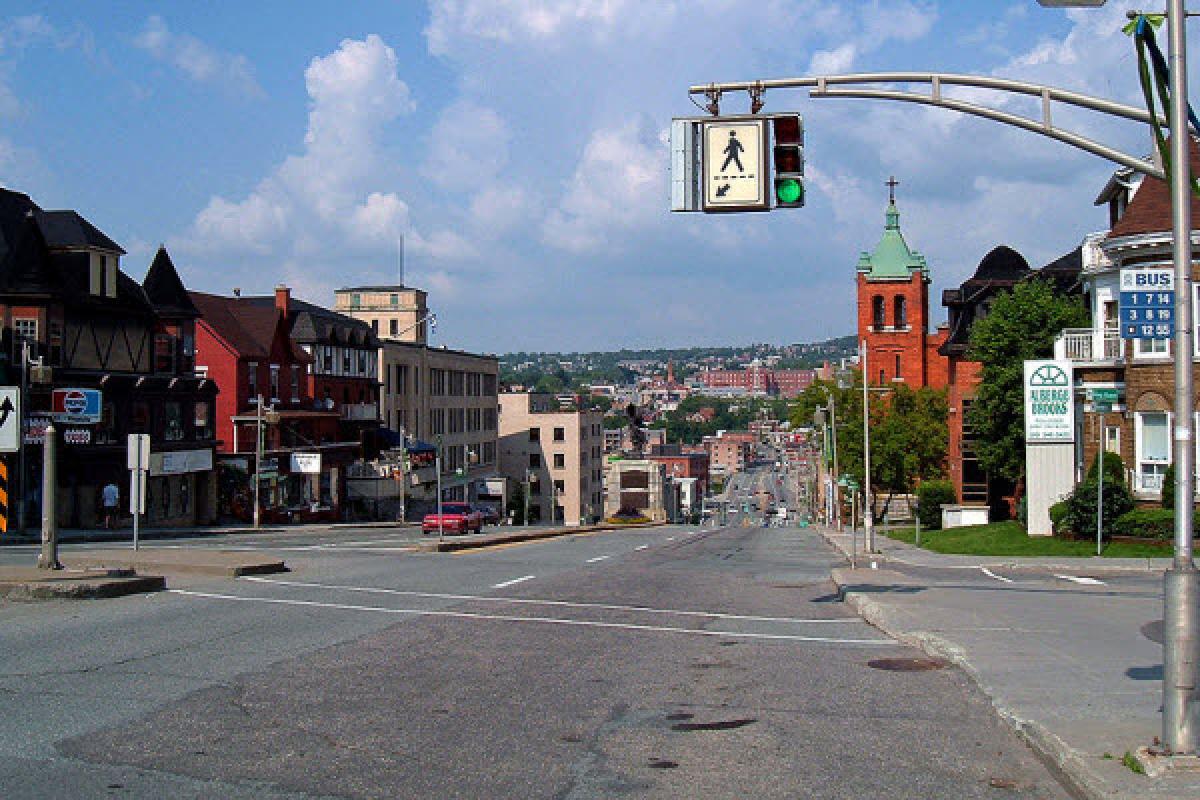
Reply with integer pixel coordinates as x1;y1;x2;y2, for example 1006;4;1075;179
814;524;1197;799
824;524;1171;574
0;520;419;546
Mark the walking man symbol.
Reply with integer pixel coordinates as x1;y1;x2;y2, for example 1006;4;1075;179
720;130;745;172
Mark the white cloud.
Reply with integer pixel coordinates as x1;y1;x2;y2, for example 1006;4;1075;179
808;43;857;75
175;35;419;278
542;118;662;253
133;15;263;97
423;101;510;189
425;0;676;55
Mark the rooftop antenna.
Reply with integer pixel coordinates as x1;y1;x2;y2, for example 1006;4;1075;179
397;234;404;288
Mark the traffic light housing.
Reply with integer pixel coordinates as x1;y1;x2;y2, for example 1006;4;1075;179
772;115;804;208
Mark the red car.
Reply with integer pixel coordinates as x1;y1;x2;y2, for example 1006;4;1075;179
423;502;484;535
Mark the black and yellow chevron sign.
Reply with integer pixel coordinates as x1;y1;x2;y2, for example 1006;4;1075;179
0;461;9;533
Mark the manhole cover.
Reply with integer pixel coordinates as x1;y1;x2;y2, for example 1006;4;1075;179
867;657;947;672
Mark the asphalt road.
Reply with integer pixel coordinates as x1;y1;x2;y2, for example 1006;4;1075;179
1;520;1072;798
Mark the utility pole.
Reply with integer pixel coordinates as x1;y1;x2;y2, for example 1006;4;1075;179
436;439;444;541
1161;0;1199;756
36;423;59;570
861;340;874;553
253;393;263;529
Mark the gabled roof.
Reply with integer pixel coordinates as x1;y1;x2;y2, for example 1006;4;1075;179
1107;135;1200;240
0;211;59;295
242;295;378;348
143;246;199;318
190;291;313;363
34;210;125;253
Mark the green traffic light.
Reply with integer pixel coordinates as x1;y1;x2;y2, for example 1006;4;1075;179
776;178;803;205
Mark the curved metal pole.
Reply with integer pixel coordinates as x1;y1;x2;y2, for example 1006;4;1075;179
688;72;1167;126
812;86;1164;179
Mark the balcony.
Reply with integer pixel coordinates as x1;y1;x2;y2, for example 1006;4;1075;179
342;402;378;421
1053;328;1124;365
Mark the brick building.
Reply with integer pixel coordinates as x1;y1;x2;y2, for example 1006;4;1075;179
855;184;948;390
695;364;815;397
1057;138;1200;505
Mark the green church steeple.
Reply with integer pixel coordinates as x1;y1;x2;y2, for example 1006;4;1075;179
856;176;928;280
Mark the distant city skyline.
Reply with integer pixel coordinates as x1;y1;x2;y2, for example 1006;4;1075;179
0;2;1169;352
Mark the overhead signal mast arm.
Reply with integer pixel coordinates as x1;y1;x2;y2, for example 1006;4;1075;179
689;72;1171;179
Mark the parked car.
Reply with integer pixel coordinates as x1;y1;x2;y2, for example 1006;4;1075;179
422;502;483;535
472;504;501;525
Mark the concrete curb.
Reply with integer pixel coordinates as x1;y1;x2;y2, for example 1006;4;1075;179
417;521;667;553
817;527;1169;575
67;552;287;578
830;568;1112;800
0;573;166;600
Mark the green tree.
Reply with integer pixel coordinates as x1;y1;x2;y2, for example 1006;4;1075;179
870;385;949;516
966;279;1089;487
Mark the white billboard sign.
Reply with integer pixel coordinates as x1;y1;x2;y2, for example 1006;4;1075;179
702;119;767;211
0;387;19;453
290;452;322;474
1024;360;1075;443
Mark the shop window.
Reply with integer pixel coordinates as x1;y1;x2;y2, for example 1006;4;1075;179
164;402;184;442
194;401;213;440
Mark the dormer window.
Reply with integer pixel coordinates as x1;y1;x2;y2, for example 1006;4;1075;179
88;252;118;298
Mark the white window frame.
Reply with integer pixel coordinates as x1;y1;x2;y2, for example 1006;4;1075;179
1135;410;1172;494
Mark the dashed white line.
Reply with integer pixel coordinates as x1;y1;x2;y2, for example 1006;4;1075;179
585;555;611;563
665;537;676;541
980;567;1014;584
492;575;536;588
634;545;649;551
167;589;894;644
1055;574;1106;586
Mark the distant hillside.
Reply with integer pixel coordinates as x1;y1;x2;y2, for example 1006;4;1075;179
500;336;857;390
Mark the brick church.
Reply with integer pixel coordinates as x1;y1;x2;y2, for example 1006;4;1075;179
855;179;948;391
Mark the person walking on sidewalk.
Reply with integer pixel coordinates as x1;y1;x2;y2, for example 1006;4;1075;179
102;481;119;529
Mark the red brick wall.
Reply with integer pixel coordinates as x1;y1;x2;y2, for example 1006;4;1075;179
857;272;948;387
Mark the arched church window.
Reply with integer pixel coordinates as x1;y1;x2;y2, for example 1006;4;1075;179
894;296;907;328
872;296;885;328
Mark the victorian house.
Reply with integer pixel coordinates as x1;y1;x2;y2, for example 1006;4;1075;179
0;189;218;529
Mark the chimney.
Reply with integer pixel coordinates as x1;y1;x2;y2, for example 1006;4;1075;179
275;284;290;316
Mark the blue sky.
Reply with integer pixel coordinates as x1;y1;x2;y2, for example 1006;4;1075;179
0;1;1183;353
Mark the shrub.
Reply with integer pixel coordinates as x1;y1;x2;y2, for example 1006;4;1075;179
1113;508;1175;540
1064;479;1135;542
1049;500;1070;536
1086;450;1127;486
605;515;650;525
916;480;956;530
1162;464;1176;510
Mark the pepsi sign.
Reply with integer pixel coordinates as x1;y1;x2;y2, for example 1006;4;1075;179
51;388;102;423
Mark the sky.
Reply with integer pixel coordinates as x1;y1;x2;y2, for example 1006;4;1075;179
0;1;1185;354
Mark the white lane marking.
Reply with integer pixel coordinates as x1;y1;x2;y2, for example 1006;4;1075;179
492;575;536;588
585;555;611;563
240;576;860;624
980;567;1014;584
1055;574;1106;586
665;537;676;541
168;590;893;645
634;545;649;551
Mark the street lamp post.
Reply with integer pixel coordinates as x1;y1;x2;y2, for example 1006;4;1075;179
861;340;875;554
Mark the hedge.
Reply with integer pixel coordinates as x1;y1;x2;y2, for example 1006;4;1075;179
1112;508;1174;540
1049;500;1070;536
916;480;956;530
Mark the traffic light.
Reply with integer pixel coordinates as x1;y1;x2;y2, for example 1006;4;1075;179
772;115;805;208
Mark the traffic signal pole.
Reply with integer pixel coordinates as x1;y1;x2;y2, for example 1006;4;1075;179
686;17;1198;751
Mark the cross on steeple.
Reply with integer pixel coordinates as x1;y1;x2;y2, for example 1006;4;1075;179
886;175;899;205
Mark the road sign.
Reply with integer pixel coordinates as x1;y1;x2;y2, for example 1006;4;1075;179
0;387;19;453
1119;268;1174;339
0;461;9;533
1089;387;1118;413
703;118;768;211
127;433;150;471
